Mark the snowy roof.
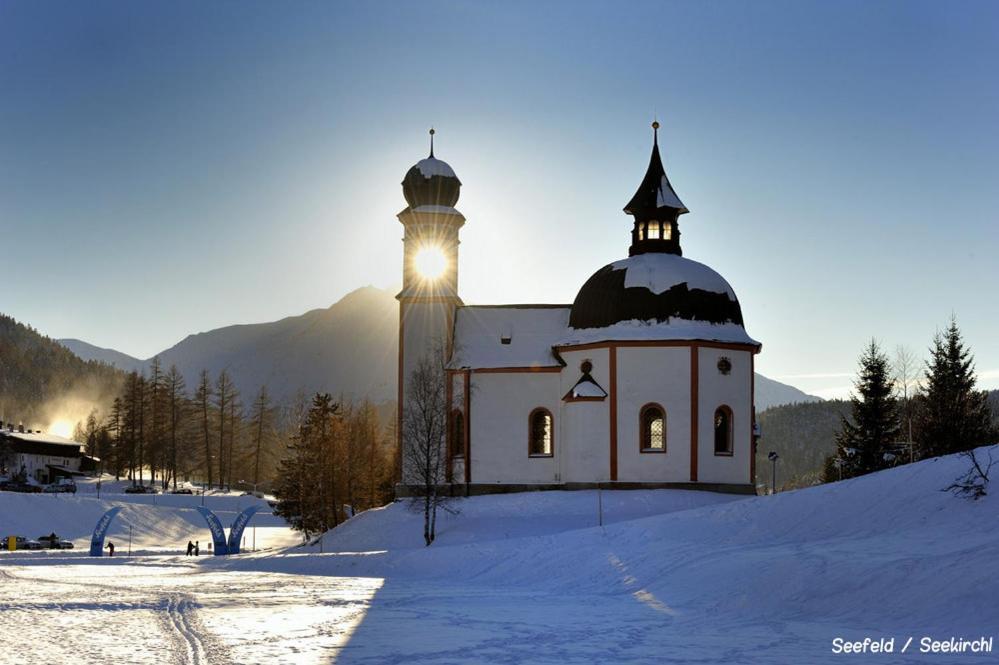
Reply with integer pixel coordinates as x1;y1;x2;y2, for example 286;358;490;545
414;157;457;179
609;253;736;298
1;430;83;448
448;305;571;370
656;175;685;210
558;318;760;349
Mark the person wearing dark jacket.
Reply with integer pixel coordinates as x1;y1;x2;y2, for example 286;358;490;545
186;541;194;556
194;541;199;556
107;541;115;557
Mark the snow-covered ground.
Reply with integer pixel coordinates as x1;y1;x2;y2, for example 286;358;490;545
2;449;997;664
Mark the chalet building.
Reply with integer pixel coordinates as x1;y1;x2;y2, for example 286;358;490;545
397;124;761;495
0;421;88;483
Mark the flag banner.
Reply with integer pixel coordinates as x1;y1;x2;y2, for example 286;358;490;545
196;506;229;556
227;505;261;554
89;507;122;557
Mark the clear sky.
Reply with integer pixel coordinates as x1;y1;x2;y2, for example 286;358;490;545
2;1;997;398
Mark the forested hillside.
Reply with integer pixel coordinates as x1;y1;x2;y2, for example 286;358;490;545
755;399;851;489
0;314;124;429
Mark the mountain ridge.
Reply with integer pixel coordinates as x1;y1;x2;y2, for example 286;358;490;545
58;286;820;409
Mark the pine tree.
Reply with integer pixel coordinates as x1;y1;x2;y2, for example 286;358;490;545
826;340;899;480
914;318;994;458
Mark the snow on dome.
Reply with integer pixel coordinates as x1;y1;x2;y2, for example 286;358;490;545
608;253;735;298
415;157;457;179
569;253;747;332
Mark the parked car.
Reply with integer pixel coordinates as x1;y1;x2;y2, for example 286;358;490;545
170;488;193;495
124;485;158;494
43;481;76;494
12;536;43;550
0;481;42;493
37;534;74;549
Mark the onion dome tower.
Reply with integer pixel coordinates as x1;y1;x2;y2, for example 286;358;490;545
568;123;749;336
396;129;465;484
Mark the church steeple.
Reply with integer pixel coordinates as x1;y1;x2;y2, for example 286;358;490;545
625;121;688;257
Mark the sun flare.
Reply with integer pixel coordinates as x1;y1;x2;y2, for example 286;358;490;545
414;246;448;280
49;420;74;438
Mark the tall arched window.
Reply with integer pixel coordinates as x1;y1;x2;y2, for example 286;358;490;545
450;410;464;459
714;405;733;455
640;403;666;453
528;408;553;457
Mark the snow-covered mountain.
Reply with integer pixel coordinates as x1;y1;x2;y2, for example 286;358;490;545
59;286;817;409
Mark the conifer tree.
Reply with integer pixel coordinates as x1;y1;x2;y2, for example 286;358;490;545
914;318;994;458
826;340;899;480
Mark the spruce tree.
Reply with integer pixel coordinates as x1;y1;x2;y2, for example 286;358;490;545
827;340;899;479
914;318;994;458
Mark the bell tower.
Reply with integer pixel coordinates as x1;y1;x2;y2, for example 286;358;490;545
625;121;688;257
396;129;465;483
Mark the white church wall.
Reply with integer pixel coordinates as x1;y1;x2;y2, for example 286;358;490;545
615;346;692;483
469;371;561;484
558;348;611;482
696;347;753;485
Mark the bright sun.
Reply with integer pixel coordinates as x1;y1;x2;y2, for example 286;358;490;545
414;246;448;280
50;420;74;438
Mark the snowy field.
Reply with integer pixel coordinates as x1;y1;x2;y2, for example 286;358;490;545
2;449;998;664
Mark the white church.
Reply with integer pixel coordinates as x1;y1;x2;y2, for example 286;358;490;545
397;124;761;495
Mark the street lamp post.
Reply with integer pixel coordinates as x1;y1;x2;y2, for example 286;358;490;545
768;451;780;494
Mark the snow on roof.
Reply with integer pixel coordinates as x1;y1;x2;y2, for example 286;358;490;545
2;430;83;448
657;175;685;210
559;318;761;349
449;306;571;370
609;253;736;298
415;157;457;179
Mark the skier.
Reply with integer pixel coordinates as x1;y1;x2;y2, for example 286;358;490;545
186;540;194;556
107;541;115;557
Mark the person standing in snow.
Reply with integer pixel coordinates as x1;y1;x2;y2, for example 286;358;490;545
186;540;194;556
194;541;199;556
107;541;115;557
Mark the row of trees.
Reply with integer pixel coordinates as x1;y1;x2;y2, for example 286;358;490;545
77;360;284;491
825;318;995;483
272;394;395;539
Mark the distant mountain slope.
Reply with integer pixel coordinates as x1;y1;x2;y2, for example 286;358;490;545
754;374;822;410
58;339;146;374
0;314;124;428
59;286;816;410
61;286;399;406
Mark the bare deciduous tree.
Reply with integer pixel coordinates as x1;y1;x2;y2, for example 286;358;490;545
402;350;458;546
945;447;994;500
893;345;919;462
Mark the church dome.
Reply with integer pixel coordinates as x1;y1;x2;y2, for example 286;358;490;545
402;156;461;209
569;253;745;330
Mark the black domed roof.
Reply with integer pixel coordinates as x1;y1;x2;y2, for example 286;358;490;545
569;253;744;330
402;157;461;209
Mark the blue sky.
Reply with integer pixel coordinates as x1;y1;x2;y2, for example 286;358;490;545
1;1;997;397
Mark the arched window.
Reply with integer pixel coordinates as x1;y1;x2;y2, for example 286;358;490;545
528;408;553;457
640;403;666;453
714;405;733;455
450;410;464;459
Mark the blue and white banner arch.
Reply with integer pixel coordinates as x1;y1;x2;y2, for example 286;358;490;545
89;507;122;557
196;506;229;556
227;505;260;555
